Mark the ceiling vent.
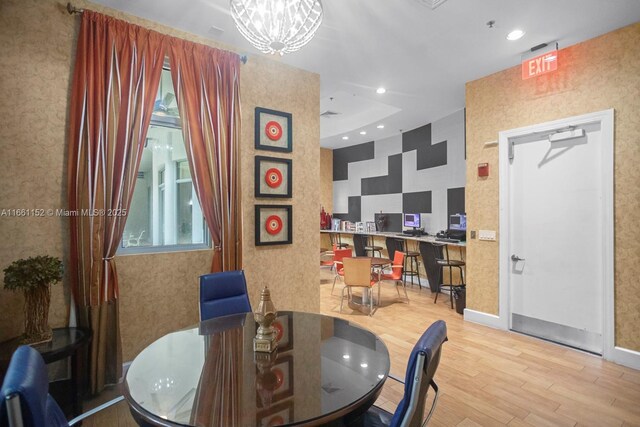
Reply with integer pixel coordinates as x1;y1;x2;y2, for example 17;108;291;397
415;0;449;10
320;110;341;118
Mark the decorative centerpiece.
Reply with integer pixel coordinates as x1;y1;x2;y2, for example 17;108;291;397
3;255;63;344
254;349;279;407
253;286;278;353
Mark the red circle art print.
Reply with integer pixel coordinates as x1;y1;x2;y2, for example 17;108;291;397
265;215;283;235
265;168;283;188
273;320;284;342
273;368;284;389
265;121;283;141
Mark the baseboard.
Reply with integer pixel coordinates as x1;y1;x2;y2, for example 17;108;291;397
463;309;506;330
610;346;640;371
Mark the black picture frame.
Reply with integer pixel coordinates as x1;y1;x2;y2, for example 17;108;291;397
256;398;294;425
255;156;292;198
273;312;294;353
255;205;293;246
255;107;293;152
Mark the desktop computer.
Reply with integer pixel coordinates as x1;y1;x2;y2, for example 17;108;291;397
435;214;467;242
402;213;426;236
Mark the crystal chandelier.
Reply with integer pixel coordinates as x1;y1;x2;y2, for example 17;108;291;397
230;0;323;56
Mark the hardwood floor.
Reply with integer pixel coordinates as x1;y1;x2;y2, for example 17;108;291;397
320;267;640;427
82;267;640;426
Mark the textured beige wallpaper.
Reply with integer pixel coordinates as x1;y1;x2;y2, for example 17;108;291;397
466;23;640;350
240;56;320;313
320;148;333;214
0;0;320;358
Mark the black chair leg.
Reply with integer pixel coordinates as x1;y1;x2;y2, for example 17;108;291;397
449;267;454;309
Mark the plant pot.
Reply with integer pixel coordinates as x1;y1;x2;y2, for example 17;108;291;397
21;285;52;344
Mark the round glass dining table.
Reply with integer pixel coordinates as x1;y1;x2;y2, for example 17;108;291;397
124;311;390;426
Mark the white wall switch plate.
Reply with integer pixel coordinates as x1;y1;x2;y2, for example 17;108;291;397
478;230;497;241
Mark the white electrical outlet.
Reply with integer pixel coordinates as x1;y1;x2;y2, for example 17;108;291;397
478;230;497;241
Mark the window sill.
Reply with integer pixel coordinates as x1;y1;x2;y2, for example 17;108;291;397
116;244;212;256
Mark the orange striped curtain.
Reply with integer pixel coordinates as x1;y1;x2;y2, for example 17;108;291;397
168;40;243;272
67;11;167;394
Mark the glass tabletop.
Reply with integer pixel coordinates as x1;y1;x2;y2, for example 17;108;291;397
124;311;390;426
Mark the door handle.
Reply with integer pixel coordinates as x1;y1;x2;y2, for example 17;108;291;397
511;255;525;262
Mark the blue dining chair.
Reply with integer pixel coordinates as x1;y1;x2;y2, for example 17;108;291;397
199;270;252;321
363;320;448;427
0;345;124;427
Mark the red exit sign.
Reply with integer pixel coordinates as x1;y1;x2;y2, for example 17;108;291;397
522;50;558;79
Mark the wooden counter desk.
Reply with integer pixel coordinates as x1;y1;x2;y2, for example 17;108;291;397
320;229;465;290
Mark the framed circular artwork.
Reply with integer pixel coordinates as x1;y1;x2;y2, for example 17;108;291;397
255;156;292;198
255;107;292;153
255;205;292;246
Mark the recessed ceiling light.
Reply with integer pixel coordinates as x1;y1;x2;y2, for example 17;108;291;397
377;124;385;129
359;131;367;135
342;354;350;359
376;87;386;94
342;136;349;140
360;363;368;368
506;29;525;41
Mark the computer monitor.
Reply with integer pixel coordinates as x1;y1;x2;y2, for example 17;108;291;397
403;213;421;228
449;214;467;231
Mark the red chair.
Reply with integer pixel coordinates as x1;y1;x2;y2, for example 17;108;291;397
320;244;338;269
379;251;409;302
331;248;354;295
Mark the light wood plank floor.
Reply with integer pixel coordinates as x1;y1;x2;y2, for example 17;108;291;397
321;268;640;427
83;268;640;426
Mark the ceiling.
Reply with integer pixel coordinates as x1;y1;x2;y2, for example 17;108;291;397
93;0;640;149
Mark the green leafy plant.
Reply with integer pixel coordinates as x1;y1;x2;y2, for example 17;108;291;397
3;255;63;292
3;255;63;343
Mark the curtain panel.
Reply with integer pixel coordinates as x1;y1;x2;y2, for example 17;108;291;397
67;11;167;393
168;41;243;272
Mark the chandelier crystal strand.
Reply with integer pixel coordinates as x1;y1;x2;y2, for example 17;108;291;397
230;0;323;55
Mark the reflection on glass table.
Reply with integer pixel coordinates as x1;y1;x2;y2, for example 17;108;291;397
123;311;390;426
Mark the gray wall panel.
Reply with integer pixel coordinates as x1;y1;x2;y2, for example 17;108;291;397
333;141;375;181
332;109;466;233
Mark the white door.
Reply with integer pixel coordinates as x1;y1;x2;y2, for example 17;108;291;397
507;116;611;355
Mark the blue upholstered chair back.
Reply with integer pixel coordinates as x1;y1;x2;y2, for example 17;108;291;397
199;270;252;321
390;320;448;427
0;346;68;427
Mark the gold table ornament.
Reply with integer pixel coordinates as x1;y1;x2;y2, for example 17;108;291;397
253;286;278;353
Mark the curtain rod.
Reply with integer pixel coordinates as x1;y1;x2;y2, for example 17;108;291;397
65;3;248;64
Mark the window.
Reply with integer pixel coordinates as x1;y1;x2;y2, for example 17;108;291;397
120;67;209;253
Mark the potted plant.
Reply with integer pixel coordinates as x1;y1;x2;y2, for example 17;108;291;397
3;255;63;344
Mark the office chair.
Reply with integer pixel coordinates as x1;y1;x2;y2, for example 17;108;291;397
340;257;380;316
0;346;124;427
199;270;252;321
331;248;355;295
363;320;448;426
379;251;409;303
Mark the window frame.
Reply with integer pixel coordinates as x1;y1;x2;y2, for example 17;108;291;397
118;66;211;256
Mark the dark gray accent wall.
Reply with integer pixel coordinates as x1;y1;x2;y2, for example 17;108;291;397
333;196;361;223
332;141;375;181
402;123;447;170
374;212;403;232
402;191;432;214
361;153;402;196
447;187;465;219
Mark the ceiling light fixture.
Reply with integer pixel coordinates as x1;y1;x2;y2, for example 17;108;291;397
359;131;367;135
342;136;349;140
376;87;386;94
377;124;384;129
506;29;525;41
230;0;323;56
